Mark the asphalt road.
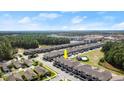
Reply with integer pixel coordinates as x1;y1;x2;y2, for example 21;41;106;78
34;53;81;81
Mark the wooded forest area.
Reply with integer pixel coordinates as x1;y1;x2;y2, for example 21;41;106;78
0;35;70;60
102;41;124;70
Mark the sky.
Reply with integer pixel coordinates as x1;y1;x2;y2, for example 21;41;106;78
0;11;124;31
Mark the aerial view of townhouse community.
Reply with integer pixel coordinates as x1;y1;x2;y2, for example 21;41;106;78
0;11;124;81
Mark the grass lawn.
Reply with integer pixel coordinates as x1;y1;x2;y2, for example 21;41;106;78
99;61;124;75
39;45;53;48
32;59;57;81
72;48;104;67
17;48;25;54
42;65;57;81
72;48;124;75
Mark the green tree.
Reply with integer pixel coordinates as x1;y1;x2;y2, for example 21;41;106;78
103;41;124;69
0;38;14;60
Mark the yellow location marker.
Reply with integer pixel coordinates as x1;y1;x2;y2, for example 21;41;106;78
63;49;68;59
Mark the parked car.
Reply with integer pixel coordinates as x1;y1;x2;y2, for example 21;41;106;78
28;53;38;59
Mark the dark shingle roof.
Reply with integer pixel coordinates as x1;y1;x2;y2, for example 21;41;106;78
6;73;16;81
33;66;48;76
22;68;37;80
12;61;21;69
24;41;87;55
43;43;103;60
1;63;10;72
12;72;23;81
23;60;32;67
55;57;112;81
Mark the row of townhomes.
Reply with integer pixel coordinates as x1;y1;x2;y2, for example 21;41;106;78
53;57;112;81
24;41;95;55
42;42;112;81
43;43;103;61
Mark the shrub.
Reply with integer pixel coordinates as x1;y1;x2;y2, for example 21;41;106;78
39;62;43;67
32;60;39;66
7;63;13;69
18;54;23;57
100;57;105;63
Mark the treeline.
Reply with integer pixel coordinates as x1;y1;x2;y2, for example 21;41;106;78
37;36;70;45
101;41;124;69
57;31;124;36
0;35;70;60
7;35;70;49
10;36;39;49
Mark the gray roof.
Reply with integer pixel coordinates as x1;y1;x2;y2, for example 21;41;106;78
73;64;112;80
43;43;102;59
12;61;21;69
26;68;37;76
34;66;48;76
24;41;87;55
23;60;32;67
6;73;16;81
57;58;80;68
55;57;112;81
22;71;33;80
65;61;80;68
100;71;112;81
12;72;23;81
74;64;91;70
22;68;37;80
1;63;10;72
23;68;37;80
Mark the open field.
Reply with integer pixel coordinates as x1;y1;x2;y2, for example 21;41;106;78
72;48;124;75
72;48;104;67
39;45;53;48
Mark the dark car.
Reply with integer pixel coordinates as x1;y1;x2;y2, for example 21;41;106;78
28;53;38;59
76;56;82;61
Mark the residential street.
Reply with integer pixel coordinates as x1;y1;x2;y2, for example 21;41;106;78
34;53;81;81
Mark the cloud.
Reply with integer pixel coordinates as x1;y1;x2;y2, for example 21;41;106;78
34;13;62;20
84;22;110;30
112;22;124;30
0;12;122;31
18;17;32;24
61;21;112;30
3;14;11;17
103;16;115;22
71;16;87;24
0;16;44;31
